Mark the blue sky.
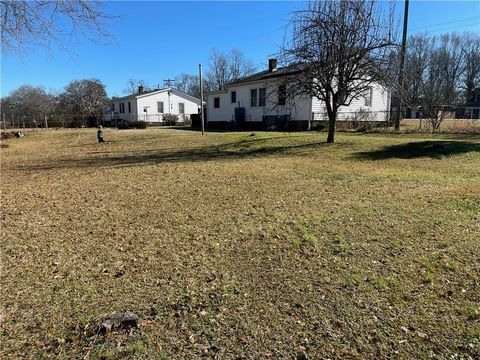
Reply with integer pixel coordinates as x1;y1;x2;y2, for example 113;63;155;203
1;0;479;98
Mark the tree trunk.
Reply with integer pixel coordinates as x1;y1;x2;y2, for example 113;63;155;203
326;107;337;143
327;103;338;143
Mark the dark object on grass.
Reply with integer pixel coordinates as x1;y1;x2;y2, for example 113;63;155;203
97;126;105;143
15;131;24;138
250;132;256;136
97;311;139;334
0;132;15;140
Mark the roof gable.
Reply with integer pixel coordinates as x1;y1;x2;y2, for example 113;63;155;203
113;88;200;103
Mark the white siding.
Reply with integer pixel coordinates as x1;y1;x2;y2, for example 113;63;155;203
207;80;312;123
136;90;199;123
312;82;390;122
108;89;200;123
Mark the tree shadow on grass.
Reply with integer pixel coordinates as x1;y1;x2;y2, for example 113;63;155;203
354;141;480;160
20;137;336;171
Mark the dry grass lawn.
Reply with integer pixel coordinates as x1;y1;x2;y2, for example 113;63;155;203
1;128;479;359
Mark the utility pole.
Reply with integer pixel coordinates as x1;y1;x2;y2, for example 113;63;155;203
199;64;204;135
163;79;176;87
395;0;409;132
44;115;48;129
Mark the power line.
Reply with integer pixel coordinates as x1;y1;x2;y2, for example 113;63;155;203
409;16;479;31
410;22;480;34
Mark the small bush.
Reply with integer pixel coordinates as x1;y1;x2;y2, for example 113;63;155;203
163;114;179;126
132;121;147;129
117;120;147;129
117;121;130;130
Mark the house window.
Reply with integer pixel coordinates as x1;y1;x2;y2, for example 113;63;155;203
231;91;236;103
128;102;131;113
259;88;266;107
214;97;220;108
278;85;287;105
120;103;125;114
364;87;373;107
178;103;185;114
157;101;164;113
250;89;257;107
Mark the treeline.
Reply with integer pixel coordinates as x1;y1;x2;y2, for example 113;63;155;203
1;48;256;128
1;79;108;128
396;32;480;128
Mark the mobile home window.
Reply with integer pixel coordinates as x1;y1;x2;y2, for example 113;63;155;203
231;91;236;103
364;87;373;107
214;97;220;108
278;85;287;105
128;102;131;113
259;88;266;107
178;103;185;114
250;89;257;107
157;101;164;113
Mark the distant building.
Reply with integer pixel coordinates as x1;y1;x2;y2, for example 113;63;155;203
205;59;391;130
456;88;480;119
105;86;201;124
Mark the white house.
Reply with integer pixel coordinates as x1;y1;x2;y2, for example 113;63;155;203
106;86;201;124
206;59;391;130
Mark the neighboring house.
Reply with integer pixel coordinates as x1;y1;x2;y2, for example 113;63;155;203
456;88;480;119
206;59;391;130
105;86;201;124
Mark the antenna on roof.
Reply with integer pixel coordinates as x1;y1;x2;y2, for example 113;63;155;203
163;79;176;87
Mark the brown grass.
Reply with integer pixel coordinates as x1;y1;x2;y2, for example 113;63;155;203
1;128;479;359
400;119;480;133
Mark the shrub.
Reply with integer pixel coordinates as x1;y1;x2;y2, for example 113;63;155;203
162;114;178;126
132;121;147;129
117;120;148;129
181;115;192;126
117;121;130;130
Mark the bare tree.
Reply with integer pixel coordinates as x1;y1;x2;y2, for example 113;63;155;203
0;0;114;54
205;49;256;91
123;79;152;95
401;33;468;131
460;33;480;104
421;34;463;131
175;74;201;98
1;85;56;127
280;0;396;143
58;79;108;126
403;34;434;109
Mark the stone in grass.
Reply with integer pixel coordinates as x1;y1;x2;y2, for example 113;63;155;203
97;311;139;335
297;352;309;360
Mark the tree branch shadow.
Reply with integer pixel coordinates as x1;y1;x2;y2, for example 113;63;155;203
20;137;332;172
353;141;480;160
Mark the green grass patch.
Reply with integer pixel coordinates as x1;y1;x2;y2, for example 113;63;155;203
1;129;479;358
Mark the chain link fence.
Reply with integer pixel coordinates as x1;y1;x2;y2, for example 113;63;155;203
1;113;193;130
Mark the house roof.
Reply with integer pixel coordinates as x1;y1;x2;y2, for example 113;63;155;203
228;63;305;86
113;87;201;103
206;63;306;95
